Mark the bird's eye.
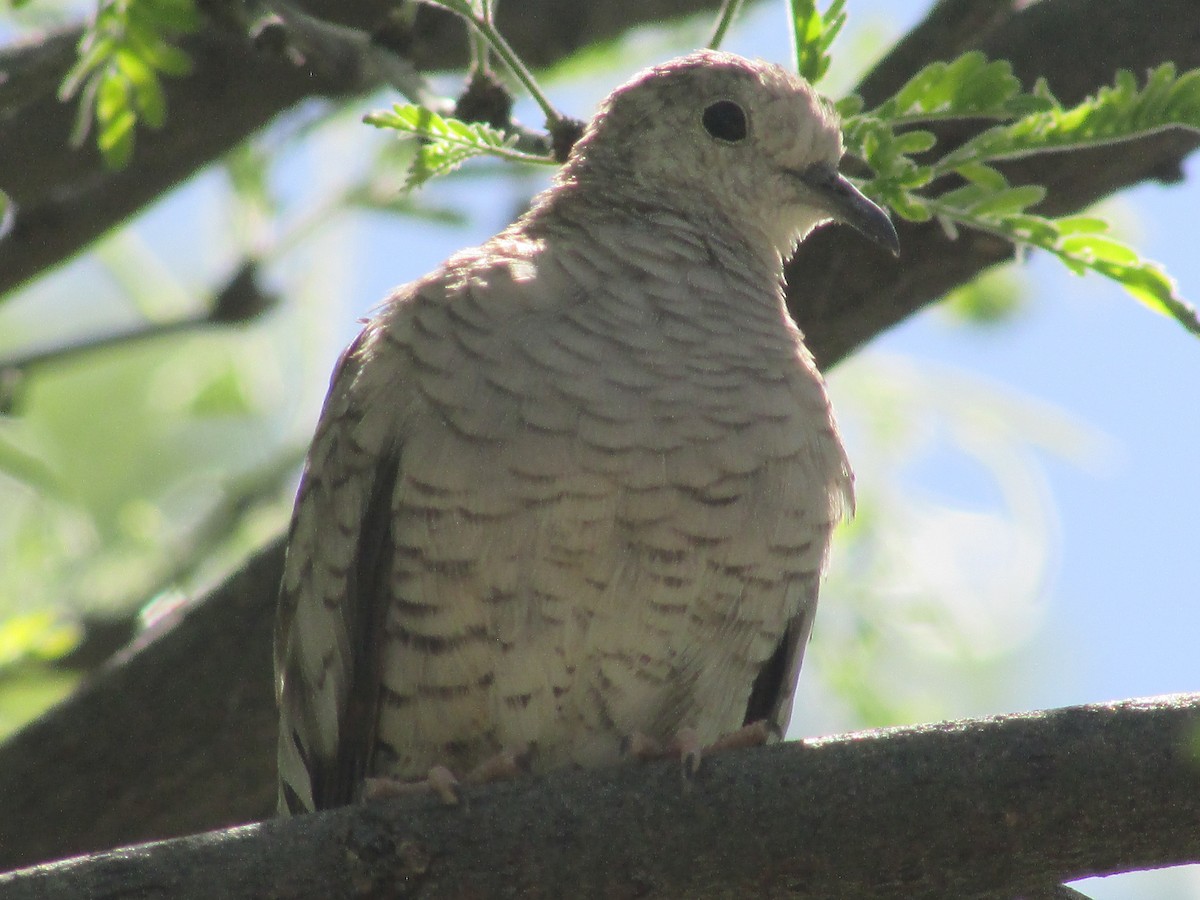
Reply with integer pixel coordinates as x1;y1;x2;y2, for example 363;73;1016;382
702;100;748;143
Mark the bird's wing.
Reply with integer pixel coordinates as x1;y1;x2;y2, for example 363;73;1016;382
741;576;820;740
274;315;406;815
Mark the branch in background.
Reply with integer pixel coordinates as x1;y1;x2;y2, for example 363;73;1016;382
0;0;727;300
1;695;1197;898
253;0;439;106
0;26;349;301
0;540;282;872
0;262;275;414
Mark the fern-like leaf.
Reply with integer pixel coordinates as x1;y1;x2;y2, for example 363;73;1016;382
364;104;555;189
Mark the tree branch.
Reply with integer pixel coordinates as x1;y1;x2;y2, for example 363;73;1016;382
0;541;281;872
2;695;1198;898
0;0;1197;874
0;0;726;299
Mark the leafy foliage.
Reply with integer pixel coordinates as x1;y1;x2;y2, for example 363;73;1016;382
936;63;1200;168
841;54;1200;337
860;52;1051;124
366;4;1200;338
60;0;200;169
789;0;846;85
364;104;556;190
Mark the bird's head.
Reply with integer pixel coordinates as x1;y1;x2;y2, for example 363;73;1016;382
562;49;899;260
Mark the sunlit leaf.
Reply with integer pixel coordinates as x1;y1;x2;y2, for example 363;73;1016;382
790;0;847;85
868;52;1049;124
59;0;199;168
0;612;81;669
939;63;1200;169
364;104;555;189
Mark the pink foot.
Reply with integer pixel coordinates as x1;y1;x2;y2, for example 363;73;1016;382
363;764;461;805
626;721;775;778
362;744;531;807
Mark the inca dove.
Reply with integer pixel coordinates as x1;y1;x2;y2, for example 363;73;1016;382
275;49;898;815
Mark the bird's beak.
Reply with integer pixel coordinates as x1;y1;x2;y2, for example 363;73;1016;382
798;164;900;256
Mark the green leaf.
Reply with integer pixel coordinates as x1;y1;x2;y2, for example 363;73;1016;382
936;183;1045;219
944;267;1026;326
834;93;863;118
125;19;194;76
115;48;166;128
187;367;255;417
95;65;129;126
940;63;1200;169
953;162;1008;192
223;143;276;213
59;35;117;100
869;52;1049;124
407;142;487;190
127;0;202;33
364;104;555;188
1062;249;1200;337
926;192;1200;337
1053;215;1108;236
890;129;936;156
59;0;200;168
790;0;846;85
98;109;137;168
1059;233;1140;267
0;613;80;669
0;434;61;495
883;190;931;223
840;50;1200;341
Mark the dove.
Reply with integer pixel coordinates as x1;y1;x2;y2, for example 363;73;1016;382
275;48;898;815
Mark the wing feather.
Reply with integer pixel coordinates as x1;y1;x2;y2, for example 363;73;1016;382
275;322;404;814
741;579;819;738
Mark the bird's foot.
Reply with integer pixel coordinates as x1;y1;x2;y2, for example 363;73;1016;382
704;719;774;755
363;765;462;805
624;721;774;778
462;743;532;786
362;743;531;807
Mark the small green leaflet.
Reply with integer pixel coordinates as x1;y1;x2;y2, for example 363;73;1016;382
790;0;846;86
363;104;555;190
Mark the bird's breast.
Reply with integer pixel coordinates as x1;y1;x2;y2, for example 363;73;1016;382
372;254;848;778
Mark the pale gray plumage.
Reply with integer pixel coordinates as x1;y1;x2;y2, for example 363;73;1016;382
275;49;897;815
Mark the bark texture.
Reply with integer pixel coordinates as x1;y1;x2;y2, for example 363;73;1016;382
2;695;1198;899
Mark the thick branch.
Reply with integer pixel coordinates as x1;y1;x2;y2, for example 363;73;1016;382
0;0;1197;874
0;542;281;872
2;695;1198;898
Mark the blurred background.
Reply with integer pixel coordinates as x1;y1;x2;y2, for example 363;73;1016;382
0;1;1196;895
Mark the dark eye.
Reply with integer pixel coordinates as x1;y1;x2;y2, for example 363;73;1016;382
702;100;747;142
